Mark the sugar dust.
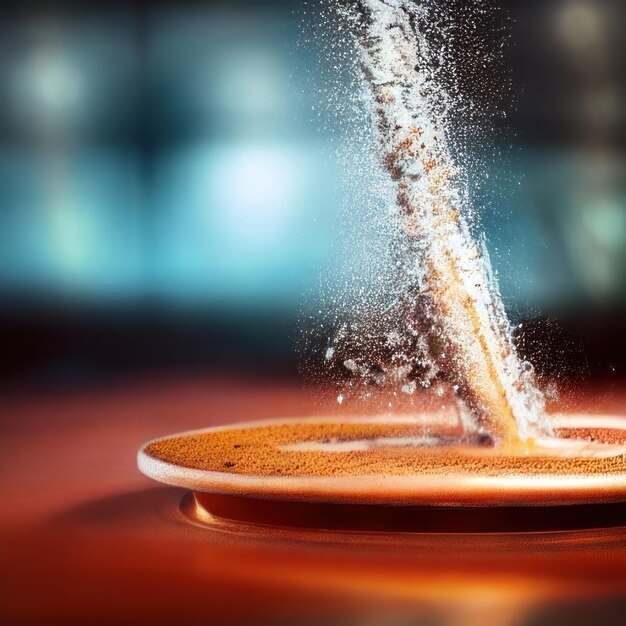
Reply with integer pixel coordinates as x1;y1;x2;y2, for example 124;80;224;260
300;0;551;447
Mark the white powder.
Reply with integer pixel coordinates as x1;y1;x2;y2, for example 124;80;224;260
299;0;550;445
315;0;550;445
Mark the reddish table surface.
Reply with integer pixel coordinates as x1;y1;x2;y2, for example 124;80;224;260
1;376;626;625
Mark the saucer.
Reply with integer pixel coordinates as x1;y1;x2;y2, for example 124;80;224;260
138;414;626;507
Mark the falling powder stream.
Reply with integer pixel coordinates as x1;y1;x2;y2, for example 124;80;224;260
334;0;550;446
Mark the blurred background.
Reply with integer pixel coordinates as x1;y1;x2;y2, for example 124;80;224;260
0;0;624;393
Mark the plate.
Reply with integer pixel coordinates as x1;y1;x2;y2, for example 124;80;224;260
138;414;626;507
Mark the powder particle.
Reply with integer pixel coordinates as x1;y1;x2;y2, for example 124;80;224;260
330;0;548;445
143;420;626;480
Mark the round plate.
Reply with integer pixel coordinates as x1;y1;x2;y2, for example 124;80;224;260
138;414;626;506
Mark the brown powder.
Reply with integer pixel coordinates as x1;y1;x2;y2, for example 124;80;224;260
143;421;626;479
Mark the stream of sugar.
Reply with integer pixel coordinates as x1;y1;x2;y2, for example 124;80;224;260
337;0;549;446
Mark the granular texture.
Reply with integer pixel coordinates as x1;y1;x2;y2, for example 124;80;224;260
315;0;547;445
144;420;626;479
